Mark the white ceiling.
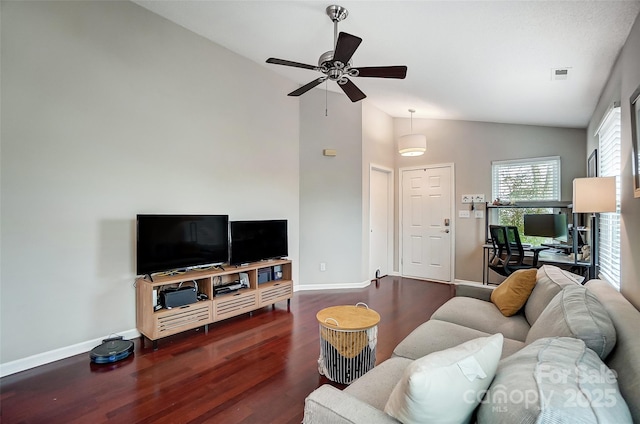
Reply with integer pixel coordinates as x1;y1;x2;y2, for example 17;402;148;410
134;0;640;128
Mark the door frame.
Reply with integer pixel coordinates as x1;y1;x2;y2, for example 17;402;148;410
369;163;394;279
399;163;456;282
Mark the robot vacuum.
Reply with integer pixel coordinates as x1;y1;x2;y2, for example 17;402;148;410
90;337;134;364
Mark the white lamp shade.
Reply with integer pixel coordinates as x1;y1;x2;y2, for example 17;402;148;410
572;177;617;213
398;134;426;156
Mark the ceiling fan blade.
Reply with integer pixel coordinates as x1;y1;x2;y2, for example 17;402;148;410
266;58;318;71
333;32;362;66
288;77;327;97
339;79;366;102
353;66;408;79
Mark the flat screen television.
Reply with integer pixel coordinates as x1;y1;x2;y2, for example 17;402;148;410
523;213;567;240
136;214;229;275
230;220;288;265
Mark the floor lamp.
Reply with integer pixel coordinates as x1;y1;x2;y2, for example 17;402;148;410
572;177;617;280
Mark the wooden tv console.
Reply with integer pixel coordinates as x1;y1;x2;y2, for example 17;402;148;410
135;259;292;349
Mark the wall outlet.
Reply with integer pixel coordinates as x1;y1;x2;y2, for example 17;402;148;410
459;210;470;218
320;262;326;272
475;210;484;219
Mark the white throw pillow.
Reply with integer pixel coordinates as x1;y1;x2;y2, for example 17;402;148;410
384;333;504;424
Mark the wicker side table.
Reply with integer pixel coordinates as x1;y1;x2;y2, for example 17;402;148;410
316;303;380;384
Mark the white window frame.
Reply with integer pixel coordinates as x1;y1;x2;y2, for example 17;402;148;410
596;104;621;289
492;156;562;202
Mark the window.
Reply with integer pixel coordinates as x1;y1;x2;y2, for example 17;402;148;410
597;105;621;289
492;156;561;202
492;157;561;244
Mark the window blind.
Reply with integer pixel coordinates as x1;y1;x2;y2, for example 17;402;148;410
597;106;621;289
492;156;561;201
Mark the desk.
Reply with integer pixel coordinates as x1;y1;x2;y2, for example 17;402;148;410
482;245;590;284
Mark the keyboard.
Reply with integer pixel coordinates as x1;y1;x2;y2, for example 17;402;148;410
542;243;571;250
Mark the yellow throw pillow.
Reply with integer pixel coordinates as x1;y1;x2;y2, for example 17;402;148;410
491;269;538;317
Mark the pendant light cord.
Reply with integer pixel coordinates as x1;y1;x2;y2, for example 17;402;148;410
409;108;416;133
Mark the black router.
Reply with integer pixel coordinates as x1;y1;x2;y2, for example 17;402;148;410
90;336;134;364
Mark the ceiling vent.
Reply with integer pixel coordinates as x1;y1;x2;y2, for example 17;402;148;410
551;68;570;81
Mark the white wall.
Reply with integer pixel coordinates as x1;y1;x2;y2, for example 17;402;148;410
0;1;299;366
587;13;640;309
393;119;586;281
298;89;365;287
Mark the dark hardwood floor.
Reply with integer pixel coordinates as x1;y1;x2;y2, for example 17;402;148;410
0;276;454;424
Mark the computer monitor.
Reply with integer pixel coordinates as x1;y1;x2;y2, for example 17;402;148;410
523;214;567;241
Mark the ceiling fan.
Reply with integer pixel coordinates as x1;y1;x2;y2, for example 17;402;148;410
266;4;408;103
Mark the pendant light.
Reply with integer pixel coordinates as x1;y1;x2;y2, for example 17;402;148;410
398;109;426;156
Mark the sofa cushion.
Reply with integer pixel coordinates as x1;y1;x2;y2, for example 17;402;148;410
524;265;582;325
304;385;402;424
585;279;640;423
385;334;503;424
526;285;616;359
490;268;538;316
344;356;413;411
477;337;632;424
393;319;525;360
431;296;530;341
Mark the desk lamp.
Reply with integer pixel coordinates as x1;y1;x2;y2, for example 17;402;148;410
572;177;616;279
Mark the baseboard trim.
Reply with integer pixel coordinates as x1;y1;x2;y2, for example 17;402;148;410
3;276;409;376
294;279;371;291
454;278;483;285
0;328;140;378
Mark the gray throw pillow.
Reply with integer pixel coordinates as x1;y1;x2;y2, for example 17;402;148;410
526;285;616;359
477;337;632;424
524;265;582;326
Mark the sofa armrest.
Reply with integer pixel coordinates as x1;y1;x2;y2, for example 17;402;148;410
303;385;399;424
453;282;495;302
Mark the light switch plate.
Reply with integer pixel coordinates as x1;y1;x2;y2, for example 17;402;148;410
475;210;484;219
459;210;470;218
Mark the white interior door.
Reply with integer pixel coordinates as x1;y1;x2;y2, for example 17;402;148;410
401;165;453;281
370;166;393;279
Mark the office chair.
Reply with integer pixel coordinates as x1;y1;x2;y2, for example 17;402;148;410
488;225;536;277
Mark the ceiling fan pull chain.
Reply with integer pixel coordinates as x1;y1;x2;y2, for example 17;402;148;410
325;79;329;117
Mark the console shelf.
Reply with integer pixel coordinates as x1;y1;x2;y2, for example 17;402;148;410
136;259;292;348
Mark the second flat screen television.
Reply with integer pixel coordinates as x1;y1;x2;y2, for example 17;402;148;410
230;220;288;265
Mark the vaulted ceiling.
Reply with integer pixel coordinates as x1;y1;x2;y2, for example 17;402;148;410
135;1;640;128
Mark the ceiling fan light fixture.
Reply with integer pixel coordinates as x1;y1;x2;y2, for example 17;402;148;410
398;109;426;156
